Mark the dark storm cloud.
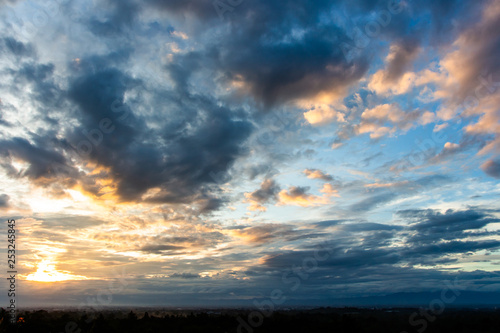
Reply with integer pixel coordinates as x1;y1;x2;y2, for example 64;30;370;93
213;26;368;107
140;0;373;107
0;137;79;187
241;207;500;295
64;53;253;207
401;208;499;233
404;240;500;257
400;208;500;246
263;246;401;271
137;0;491;109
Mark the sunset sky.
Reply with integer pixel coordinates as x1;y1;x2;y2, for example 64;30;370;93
1;0;500;307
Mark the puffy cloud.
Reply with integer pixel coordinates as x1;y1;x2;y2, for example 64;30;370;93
357;104;435;139
303;103;347;125
320;183;340;197
304;169;333;181
367;40;420;95
244;178;280;211
481;159;500;178
362;103;406;123
368;70;417;96
278;186;329;207
444;142;460;150
407;0;500;160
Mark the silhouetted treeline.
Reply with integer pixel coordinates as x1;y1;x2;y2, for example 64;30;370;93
1;307;499;333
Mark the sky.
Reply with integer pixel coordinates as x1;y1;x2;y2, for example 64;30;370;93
0;0;500;308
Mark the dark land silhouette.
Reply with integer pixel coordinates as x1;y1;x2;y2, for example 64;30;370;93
1;307;499;333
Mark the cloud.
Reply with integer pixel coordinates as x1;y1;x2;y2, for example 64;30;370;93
139;244;186;254
367;40;420;95
481;159;500;178
409;0;500;159
244;178;280;211
0;194;10;209
86;0;139;37
349;191;398;212
433;123;449;132
2;37;35;58
156;0;373;108
320;183;340;197
278;186;328;207
169;272;200;279
303;103;347;125
2;0;500;307
0;137;80;188
401;208;499;234
225;223;300;244
304;169;333;181
358;104;431;139
348;175;453;213
60;53;253;210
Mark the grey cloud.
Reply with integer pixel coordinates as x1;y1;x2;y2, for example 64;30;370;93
86;0;138;37
64;53;253;209
246;178;280;205
169;272;201;279
139;244;186;254
350;191;398;212
482;159;500;178
0;194;10;208
384;39;421;82
2;37;35;57
348;174;453;213
405;240;500;257
401;208;499;233
304;169;333;181
0;137;79;187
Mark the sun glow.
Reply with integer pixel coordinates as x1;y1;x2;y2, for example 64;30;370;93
25;260;89;282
